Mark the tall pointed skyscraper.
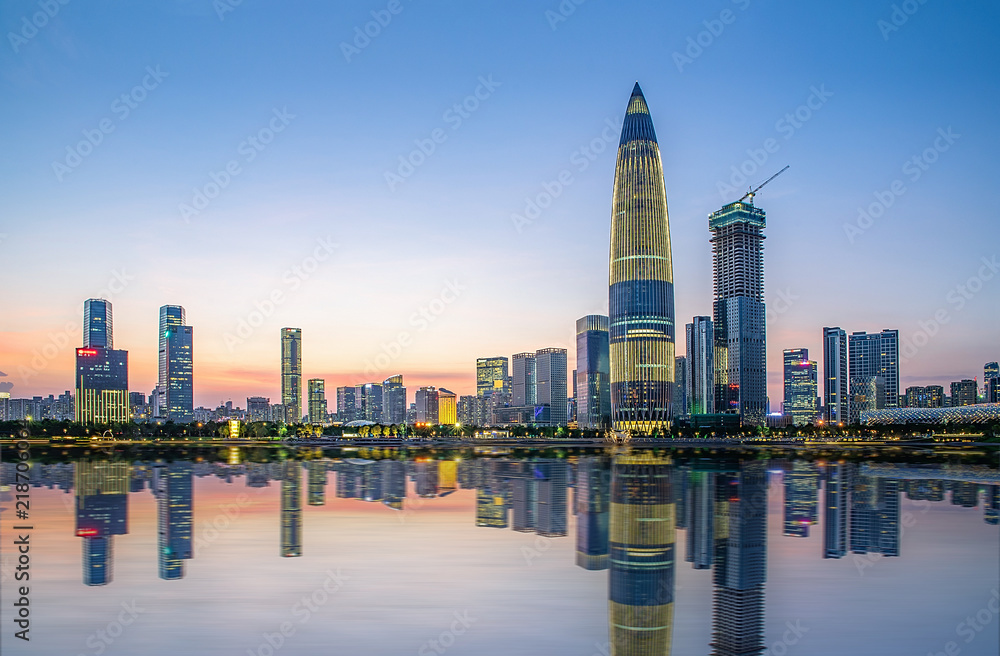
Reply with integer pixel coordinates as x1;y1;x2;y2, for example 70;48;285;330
609;82;676;432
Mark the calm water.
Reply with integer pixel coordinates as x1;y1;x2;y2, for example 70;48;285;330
2;446;998;655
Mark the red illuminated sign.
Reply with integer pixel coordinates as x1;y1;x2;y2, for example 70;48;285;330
76;528;99;537
77;349;98;356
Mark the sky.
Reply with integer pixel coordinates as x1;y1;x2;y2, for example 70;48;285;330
1;0;998;408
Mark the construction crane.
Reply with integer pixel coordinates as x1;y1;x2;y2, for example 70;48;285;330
739;165;789;204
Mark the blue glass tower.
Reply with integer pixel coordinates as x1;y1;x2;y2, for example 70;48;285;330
609;83;676;433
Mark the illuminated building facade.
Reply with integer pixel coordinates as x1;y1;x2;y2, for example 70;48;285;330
437;388;457;425
382;374;406;424
904;385;944;408
848;329;899;422
609;83;676;433
415;386;439;424
782;349;817;425
307;378;327;425
686;316;715;416
337;386;357;423
247;396;270;422
710;201;767;427
950;379;978;407
862;403;1000;425
477;357;509;398
823;327;849;424
75;347;129;424
608;453;675;656
281;328;302;423
357;383;383;423
576;315;611;430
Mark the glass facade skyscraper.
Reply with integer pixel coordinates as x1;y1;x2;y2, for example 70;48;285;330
281;328;302;423
535;348;568;426
575;315;611;430
476;356;509;398
823;327;849;424
307;378;327;425
710;202;767;426
83;298;112;348
783;348;817;425
382;374;406;424
848;330;899;423
686;316;715;416
158;305;193;422
512;352;537;407
609;83;675;432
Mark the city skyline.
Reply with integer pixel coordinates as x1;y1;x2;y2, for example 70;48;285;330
2;3;998;409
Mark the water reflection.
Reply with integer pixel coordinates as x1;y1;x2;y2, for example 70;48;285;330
4;448;998;655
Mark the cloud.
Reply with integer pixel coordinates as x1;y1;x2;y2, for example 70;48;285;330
0;370;12;393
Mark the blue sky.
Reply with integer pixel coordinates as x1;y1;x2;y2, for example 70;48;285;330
1;0;998;405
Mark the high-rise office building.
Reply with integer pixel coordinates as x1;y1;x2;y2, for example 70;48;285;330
83;298;113;348
904;386;943;408
989;378;1000;404
281;328;302;423
536;348;568;426
609;83;676;433
307;379;327;425
783;349;818;425
477;357;509;398
336;386;357;423
512;352;537;407
76;299;129;424
686;316;715;416
281;461;302;557
950;379;978;407
415;386;439;424
438;388;457;425
848;330;899;422
382;375;406;424
157;305;193;422
823;327;849;424
576;315;611;430
608;453;675;655
357;383;383;422
247;396;270;422
710;198;768;426
673;356;687;420
985;361;999;388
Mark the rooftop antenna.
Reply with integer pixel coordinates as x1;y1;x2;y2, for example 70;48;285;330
739;165;789;205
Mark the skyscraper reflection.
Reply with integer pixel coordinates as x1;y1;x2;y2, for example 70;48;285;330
710;461;767;656
153;461;193;580
281;461;302;557
783;461;818;537
576;457;610;570
75;460;129;586
608;453;675;656
307;459;327;506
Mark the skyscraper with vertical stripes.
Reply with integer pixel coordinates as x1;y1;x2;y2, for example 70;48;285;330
609;82;675;433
